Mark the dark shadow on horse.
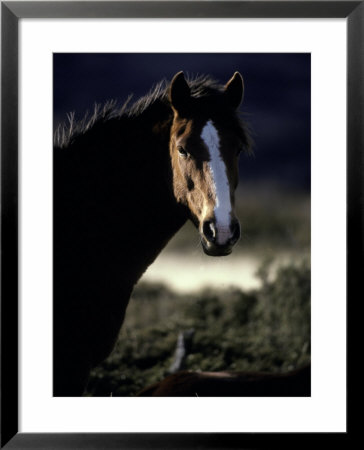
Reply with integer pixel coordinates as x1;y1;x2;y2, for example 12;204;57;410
54;71;250;396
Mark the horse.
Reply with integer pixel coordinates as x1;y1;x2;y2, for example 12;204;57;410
53;71;250;396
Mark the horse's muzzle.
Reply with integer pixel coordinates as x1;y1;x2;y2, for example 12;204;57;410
201;241;233;256
200;218;240;256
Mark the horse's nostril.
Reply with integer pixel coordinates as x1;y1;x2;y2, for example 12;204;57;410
230;220;241;244
203;220;216;243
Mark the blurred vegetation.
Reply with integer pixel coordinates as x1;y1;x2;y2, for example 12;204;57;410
85;186;310;396
85;258;310;397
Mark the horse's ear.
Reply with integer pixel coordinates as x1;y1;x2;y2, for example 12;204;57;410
169;71;191;114
224;72;244;109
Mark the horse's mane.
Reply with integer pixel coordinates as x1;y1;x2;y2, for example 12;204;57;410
54;75;251;150
125;74;223;119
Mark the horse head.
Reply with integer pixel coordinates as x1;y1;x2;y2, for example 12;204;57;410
169;71;246;256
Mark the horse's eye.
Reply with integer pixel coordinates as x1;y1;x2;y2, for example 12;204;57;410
178;146;188;158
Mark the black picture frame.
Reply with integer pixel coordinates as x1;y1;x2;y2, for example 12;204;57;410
1;1;360;448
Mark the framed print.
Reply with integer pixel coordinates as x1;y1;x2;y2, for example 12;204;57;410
1;1;360;448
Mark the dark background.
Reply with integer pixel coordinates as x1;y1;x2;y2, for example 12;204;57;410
53;53;311;191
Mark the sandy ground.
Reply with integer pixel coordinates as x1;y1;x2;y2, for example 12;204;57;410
140;250;309;293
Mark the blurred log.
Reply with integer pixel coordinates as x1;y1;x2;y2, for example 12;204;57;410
137;363;311;397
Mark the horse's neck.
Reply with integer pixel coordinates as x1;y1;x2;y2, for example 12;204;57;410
138;115;187;228
56;113;188;286
117;115;188;280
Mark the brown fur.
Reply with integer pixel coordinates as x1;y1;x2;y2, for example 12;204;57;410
169;72;245;256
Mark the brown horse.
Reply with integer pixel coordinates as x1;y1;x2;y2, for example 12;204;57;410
54;71;250;396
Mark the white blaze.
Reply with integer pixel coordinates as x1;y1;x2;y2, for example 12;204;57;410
201;121;232;244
